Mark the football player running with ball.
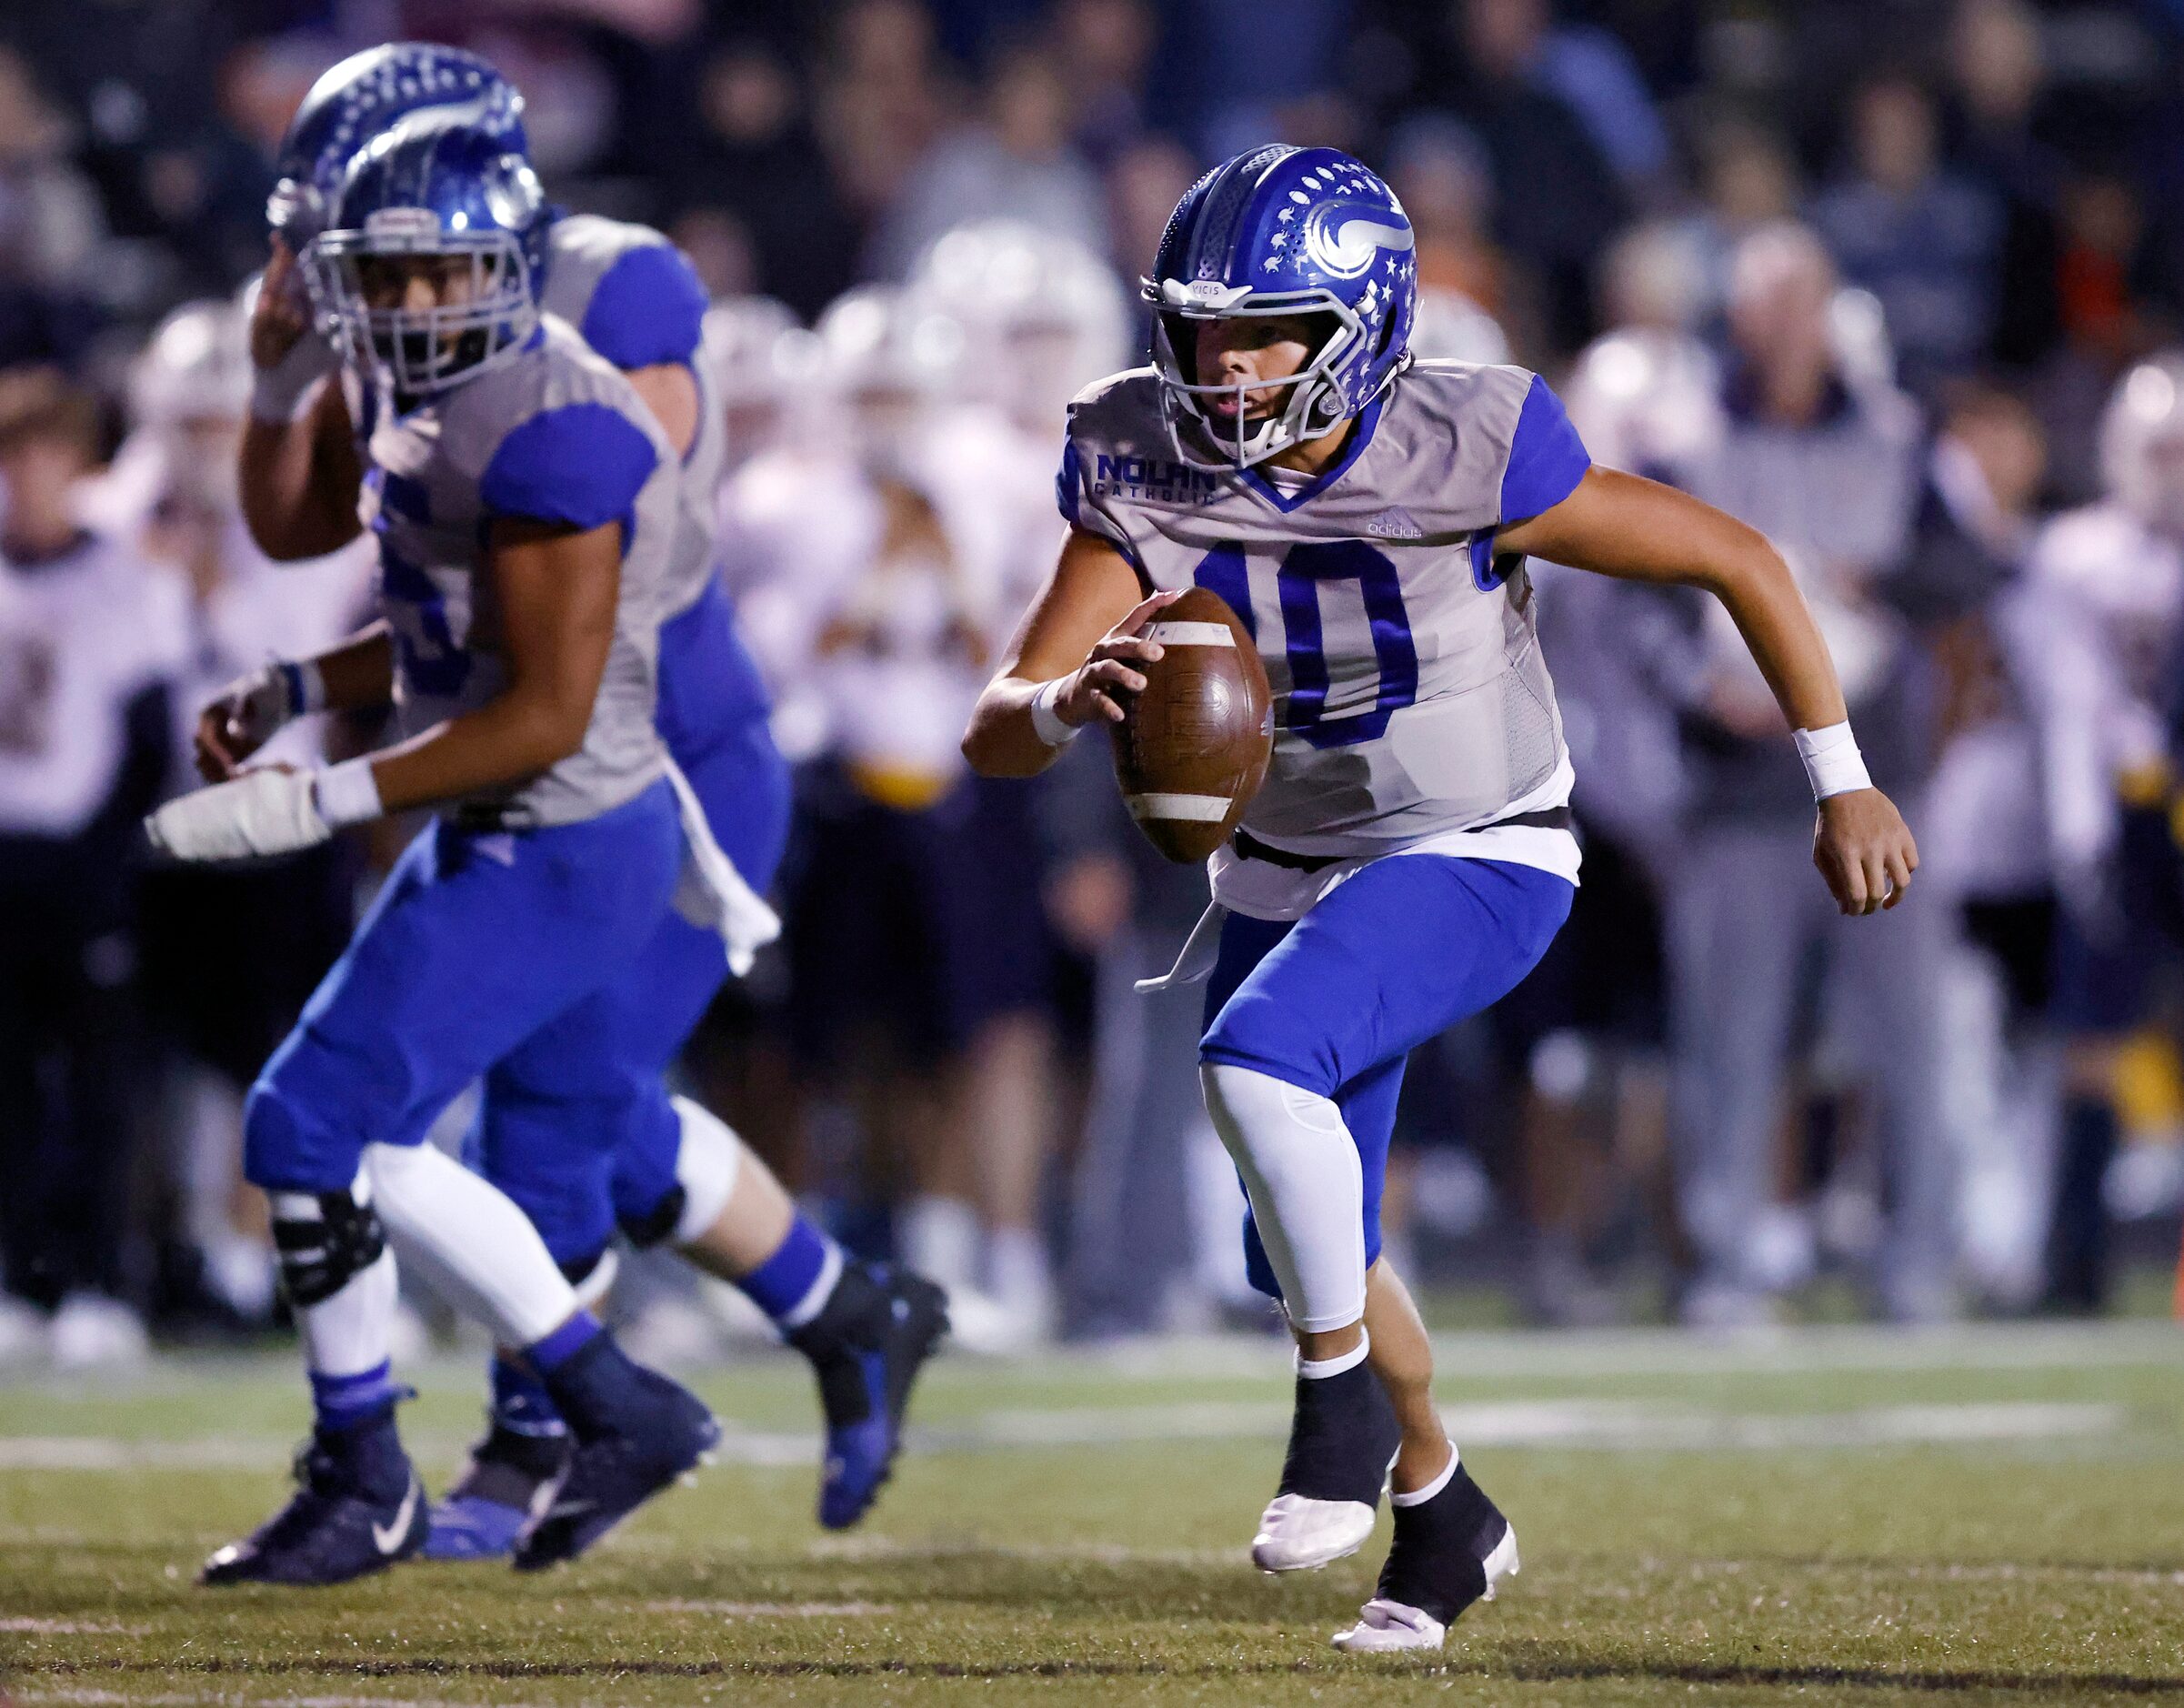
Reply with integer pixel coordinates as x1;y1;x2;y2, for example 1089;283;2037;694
963;146;1918;1653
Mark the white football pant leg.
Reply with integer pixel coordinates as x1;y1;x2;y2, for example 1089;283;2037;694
366;1141;578;1349
1200;1062;1368;1332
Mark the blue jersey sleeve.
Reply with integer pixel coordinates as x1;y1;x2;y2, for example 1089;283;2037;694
480;403;657;532
579;243;708;371
1499;373;1591;523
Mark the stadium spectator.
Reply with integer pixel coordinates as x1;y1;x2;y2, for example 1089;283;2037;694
1913;383;2058;1308
1948;0;2065;368
0;48;104;367
0;366;185;1366
1658;224;1958;1327
867;43;1109;279
667;44;859;320
1051;0;1158;166
1442;0;1630;350
1810;74;2004;394
2006;354;2184;1312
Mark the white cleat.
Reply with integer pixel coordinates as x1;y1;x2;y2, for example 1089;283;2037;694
1251;1492;1378;1572
1330;1524;1519;1653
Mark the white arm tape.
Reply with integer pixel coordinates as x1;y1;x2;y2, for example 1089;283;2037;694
1793;721;1872;800
1029;678;1078;748
312;757;384;829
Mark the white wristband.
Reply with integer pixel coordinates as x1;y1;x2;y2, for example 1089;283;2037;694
312;756;383;829
1029;678;1078;748
1793;721;1872;800
248;334;337;425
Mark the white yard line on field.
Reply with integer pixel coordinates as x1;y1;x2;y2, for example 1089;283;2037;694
643;1599;898;1617
0;1397;2127;1480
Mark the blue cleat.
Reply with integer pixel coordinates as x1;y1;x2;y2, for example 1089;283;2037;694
202;1412;426;1586
796;1265;948;1531
512;1343;718;1571
423;1423;568;1562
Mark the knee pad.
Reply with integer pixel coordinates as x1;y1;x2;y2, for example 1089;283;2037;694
268;1181;386;1309
662;1096;744;1247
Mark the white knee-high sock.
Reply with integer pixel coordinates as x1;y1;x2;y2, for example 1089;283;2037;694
270;1175;400;1381
1200;1063;1367;1332
366;1141;577;1349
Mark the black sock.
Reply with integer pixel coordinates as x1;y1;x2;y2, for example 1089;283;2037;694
1379;1464;1506;1624
537;1332;656;1442
1277;1360;1400;1507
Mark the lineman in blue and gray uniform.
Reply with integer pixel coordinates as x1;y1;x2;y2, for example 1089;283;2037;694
252;45;947;1554
965;145;1922;1654
155;113;721;1585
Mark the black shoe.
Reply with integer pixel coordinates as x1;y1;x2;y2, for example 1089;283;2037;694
1251;1358;1401;1572
512;1339;718;1571
424;1422;571;1562
202;1411;425;1587
790;1263;949;1530
1332;1460;1518;1653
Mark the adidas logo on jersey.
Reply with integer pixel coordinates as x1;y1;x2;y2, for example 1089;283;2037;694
1367;507;1423;540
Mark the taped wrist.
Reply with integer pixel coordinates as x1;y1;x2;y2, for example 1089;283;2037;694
1793;721;1872;800
1029;678;1078;748
270;1190;387;1308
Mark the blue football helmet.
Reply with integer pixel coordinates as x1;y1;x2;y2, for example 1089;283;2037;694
304;112;548;397
1143;145;1418;468
268;43;527;250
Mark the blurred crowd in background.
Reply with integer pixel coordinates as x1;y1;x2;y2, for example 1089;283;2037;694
5;0;2184;1369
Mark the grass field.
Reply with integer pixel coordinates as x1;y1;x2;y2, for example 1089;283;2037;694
1;1321;2180;1706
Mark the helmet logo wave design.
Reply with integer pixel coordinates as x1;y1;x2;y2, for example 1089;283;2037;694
304;115;547;399
1141;146;1417;470
1302;207;1416;280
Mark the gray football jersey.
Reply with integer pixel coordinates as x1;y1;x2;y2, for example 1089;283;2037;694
1059;362;1588;856
542;214;722;621
362;316;676;827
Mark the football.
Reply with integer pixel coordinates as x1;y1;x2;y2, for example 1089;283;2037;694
1108;585;1274;862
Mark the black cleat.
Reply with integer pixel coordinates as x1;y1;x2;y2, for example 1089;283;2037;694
791;1263;949;1530
1332;1459;1518;1652
1251;1358;1402;1572
202;1412;426;1587
512;1341;718;1572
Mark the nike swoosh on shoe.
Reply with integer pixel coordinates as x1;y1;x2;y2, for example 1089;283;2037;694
373;1478;421;1555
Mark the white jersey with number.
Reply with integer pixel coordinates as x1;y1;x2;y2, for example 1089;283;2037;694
1057;361;1592;915
0;533;187;836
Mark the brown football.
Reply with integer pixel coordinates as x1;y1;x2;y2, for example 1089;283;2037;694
1108;585;1274;862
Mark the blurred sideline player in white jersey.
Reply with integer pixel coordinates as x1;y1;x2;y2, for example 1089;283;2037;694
93;297;375;1334
965;145;1919;1653
235;46;946;1557
725;284;1049;1347
907;224;1141;1339
0;367;186;1371
2006;352;2184;1311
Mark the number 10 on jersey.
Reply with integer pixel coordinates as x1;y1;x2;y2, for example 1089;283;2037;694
1192;539;1418;749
